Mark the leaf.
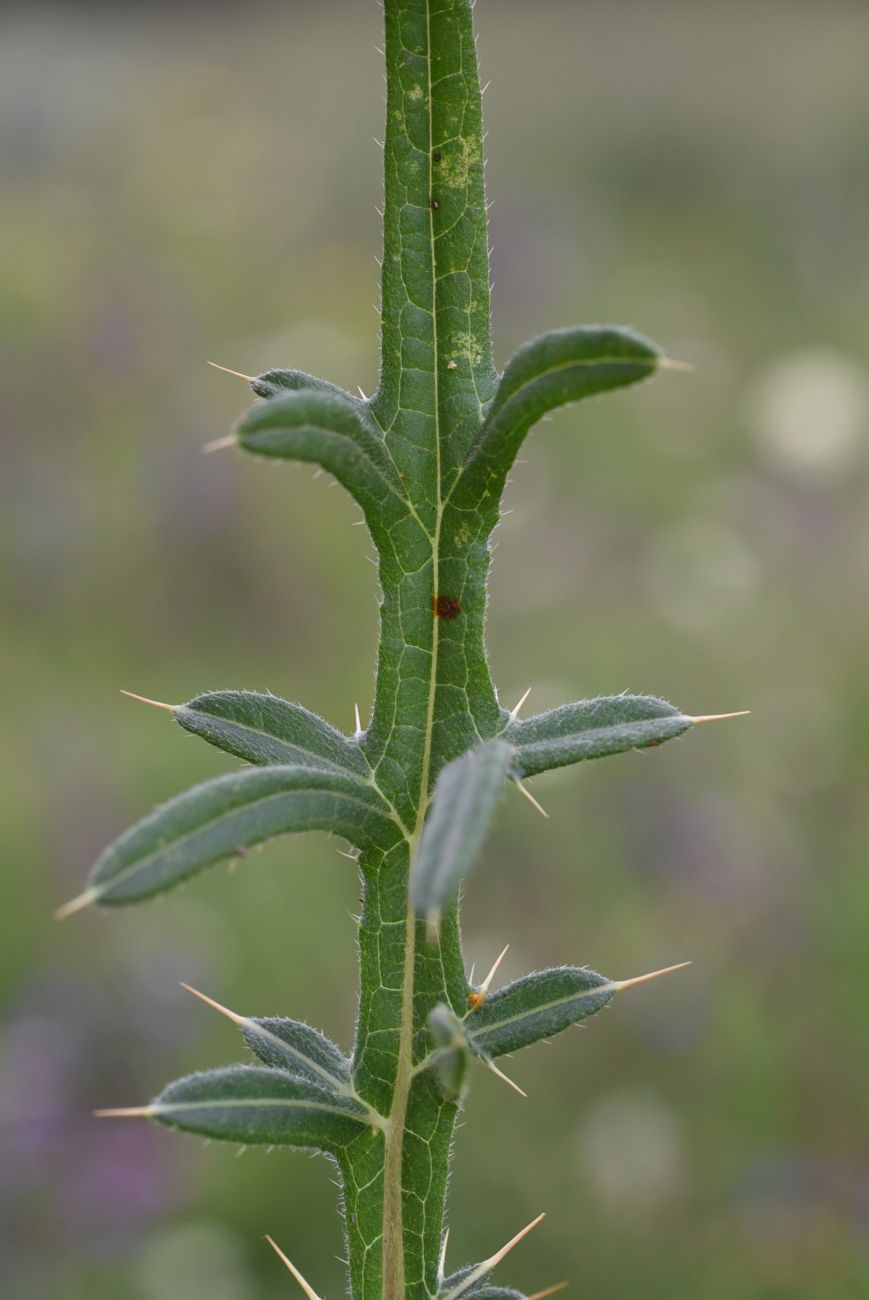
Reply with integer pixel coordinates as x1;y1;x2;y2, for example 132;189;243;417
174;690;367;775
235;389;408;529
465;966;615;1059
250;367;356;403
183;986;353;1088
426;1004;470;1102
148;1065;371;1149
410;739;515;921
83;765;399;907
454;326;660;512
242;1017;352;1087
507;694;692;778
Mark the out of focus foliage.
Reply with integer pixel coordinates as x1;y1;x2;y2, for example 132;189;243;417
1;2;867;1297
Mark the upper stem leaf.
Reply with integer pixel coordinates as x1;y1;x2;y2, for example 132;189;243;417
465;965;615;1058
150;1064;370;1150
85;765;399;906
235;389;407;531
506;694;692;778
174;690;367;775
454;326;660;512
410;738;515;922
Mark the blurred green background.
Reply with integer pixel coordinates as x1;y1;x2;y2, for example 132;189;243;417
2;1;868;1297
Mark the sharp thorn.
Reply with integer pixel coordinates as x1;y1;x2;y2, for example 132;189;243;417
479;943;509;996
180;982;245;1026
203;434;237;454
689;710;751;725
485;1056;527;1098
120;689;177;713
509;686;532;719
514;779;549;819
208;361;255;383
658;356;695;373
54;888;98;921
528;1284;569;1300
93;1106;153;1119
485;1211;545;1270
354;703;363;737
357;385;369;400
614;960;692;992
438;1228;450;1281
467;961;476;986
265;1236;324;1300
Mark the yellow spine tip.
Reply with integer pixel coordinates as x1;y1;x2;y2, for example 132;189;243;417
614;960;692;992
207;361;256;383
202;434;238;454
658;356;695;373
54;888;99;921
180;981;245;1026
93;1106;154;1119
120;690;177;713
689;710;751;725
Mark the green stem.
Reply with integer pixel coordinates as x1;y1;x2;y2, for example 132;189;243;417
344;4;505;1296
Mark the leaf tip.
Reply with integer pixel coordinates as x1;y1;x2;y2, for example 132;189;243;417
208;360;255;383
93;1105;154;1119
54;887;99;921
614;960;692;992
657;356;695;373
120;689;177;713
689;710;751;725
180;981;245;1026
202;433;238;455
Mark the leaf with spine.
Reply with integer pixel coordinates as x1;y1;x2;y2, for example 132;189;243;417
249;367;356;403
241;1017;352;1087
234;389;408;530
410;739;515;922
82;765;399;907
465;966;615;1059
454;326;661;511
174;690;366;774
506;694;692;779
146;1065;371;1149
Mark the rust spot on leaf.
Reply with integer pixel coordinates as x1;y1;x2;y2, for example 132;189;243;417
433;594;462;620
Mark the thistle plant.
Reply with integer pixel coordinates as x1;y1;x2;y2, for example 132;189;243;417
60;3;746;1297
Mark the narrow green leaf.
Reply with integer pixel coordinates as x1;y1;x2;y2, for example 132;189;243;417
465;966;615;1059
174;690;367;775
454;326;660;511
149;1065;370;1149
85;765;399;907
507;694;692;778
235;389;407;528
250;367;356;403
242;1018;352;1085
410;739;515;921
183;984;353;1088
